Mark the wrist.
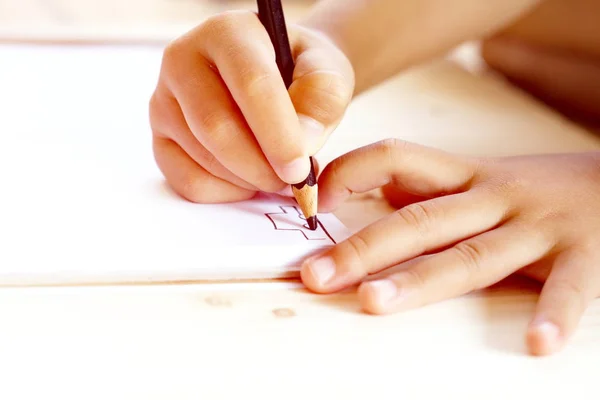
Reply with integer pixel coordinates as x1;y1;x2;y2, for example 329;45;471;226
298;0;544;95
297;1;453;95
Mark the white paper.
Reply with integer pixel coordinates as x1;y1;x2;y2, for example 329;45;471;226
0;43;351;285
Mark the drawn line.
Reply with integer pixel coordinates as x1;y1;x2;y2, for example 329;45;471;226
264;206;337;244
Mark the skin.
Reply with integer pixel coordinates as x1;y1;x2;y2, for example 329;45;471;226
149;12;354;202
149;0;600;356
302;140;600;357
481;0;600;125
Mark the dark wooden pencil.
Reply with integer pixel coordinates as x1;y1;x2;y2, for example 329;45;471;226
256;0;319;230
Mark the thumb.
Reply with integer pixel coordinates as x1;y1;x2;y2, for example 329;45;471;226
288;33;355;155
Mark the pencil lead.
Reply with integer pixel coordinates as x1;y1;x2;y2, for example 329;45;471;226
307;216;318;231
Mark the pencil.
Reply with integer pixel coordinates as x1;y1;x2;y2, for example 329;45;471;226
256;0;319;231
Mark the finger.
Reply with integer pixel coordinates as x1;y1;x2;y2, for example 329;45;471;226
300;188;509;293
288;29;354;154
160;18;288;193
518;259;552;283
149;88;259;192
312;156;321;178
356;221;554;315
482;37;600;121
276;156;322;197
199;11;311;183
317;139;480;213
526;248;600;356
153;136;256;203
381;183;432;209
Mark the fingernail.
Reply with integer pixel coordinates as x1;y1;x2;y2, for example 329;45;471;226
532;320;560;340
529;319;562;353
298;115;324;138
365;279;398;306
306;257;336;286
279;157;309;184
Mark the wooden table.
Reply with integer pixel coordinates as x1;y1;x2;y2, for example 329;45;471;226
2;1;600;399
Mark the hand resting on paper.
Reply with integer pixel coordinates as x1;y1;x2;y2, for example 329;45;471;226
148;10;354;203
300;139;600;357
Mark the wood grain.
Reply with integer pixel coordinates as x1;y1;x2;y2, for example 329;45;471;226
0;278;598;398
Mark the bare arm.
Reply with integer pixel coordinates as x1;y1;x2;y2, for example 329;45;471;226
301;0;544;94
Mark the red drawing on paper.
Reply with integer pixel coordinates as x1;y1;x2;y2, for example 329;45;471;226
265;206;336;244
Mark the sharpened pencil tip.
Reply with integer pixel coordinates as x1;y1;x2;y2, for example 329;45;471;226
307;216;318;231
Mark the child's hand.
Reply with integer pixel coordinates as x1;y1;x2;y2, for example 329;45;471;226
149;11;354;203
300;139;600;356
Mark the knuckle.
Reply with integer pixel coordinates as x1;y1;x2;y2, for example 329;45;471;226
199;10;245;38
394;202;437;234
179;175;213;203
401;267;428;289
343;234;371;271
199;112;236;152
483;169;527;198
148;92;163;130
148;87;185;140
379;138;408;172
453;239;489;278
148;88;175;130
198;149;221;174
200;12;276;101
161;45;181;77
199;110;228;135
320;73;353;104
297;72;352;123
161;36;188;71
166;10;257;66
160;38;205;91
241;71;276;99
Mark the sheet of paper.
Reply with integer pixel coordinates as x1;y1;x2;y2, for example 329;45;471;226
0;43;351;285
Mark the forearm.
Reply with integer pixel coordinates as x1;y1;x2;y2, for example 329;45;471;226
300;0;543;94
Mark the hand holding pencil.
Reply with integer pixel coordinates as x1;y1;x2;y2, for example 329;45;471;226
149;7;354;213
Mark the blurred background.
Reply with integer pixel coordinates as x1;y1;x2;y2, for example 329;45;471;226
0;0;316;43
